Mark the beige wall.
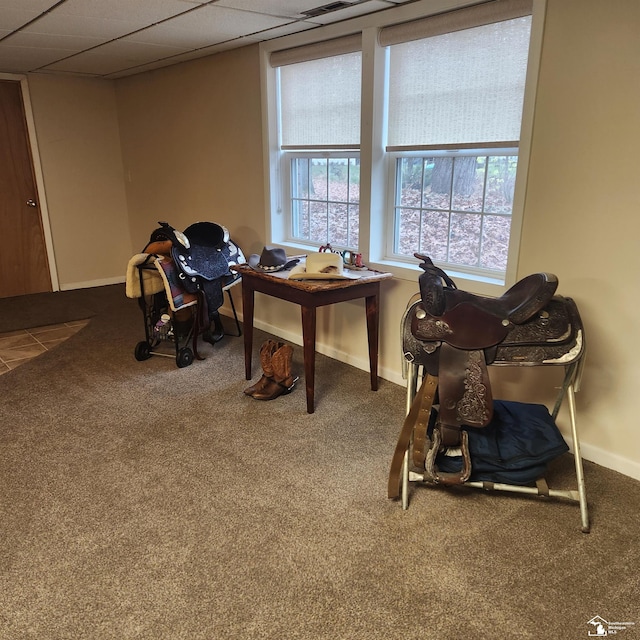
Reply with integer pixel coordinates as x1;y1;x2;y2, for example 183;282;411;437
115;45;270;323
22;0;639;479
115;46;266;254
27;74;132;289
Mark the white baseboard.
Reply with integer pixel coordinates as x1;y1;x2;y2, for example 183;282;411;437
250;316;406;387
577;442;640;482
60;276;125;291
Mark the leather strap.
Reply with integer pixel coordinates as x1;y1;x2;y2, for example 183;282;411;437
388;373;438;499
191;290;208;360
412;375;437;468
536;477;550;497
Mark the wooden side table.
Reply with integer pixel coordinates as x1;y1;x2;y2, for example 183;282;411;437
232;263;393;413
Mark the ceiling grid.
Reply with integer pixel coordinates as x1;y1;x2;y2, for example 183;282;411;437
0;0;412;78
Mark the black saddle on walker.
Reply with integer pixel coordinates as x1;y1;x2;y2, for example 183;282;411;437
147;221;241;344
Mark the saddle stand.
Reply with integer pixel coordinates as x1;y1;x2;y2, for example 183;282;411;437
389;255;589;533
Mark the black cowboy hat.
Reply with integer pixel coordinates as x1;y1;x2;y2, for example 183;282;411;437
248;246;299;272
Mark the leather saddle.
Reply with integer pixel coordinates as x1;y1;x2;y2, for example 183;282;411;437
144;221;244;349
388;254;582;496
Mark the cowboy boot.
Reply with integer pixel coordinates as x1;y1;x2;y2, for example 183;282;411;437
243;340;280;396
251;343;298;401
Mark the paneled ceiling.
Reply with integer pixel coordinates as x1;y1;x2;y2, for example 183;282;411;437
0;0;413;79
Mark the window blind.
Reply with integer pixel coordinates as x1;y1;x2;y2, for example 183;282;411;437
382;0;533;150
270;33;362;67
379;0;532;47
277;50;362;149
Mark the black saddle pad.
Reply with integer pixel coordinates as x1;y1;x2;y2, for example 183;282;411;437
172;244;230;282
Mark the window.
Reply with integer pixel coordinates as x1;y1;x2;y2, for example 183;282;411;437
290;155;360;247
383;8;532;276
393;152;518;272
273;40;361;250
262;0;540;287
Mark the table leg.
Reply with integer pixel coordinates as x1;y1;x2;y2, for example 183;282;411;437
300;305;317;414
365;290;380;391
241;281;255;380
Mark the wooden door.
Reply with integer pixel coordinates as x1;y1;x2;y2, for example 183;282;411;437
0;80;51;298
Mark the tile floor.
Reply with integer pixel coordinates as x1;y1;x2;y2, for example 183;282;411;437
0;319;90;376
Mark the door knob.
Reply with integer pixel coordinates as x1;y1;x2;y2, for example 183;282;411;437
26;199;37;207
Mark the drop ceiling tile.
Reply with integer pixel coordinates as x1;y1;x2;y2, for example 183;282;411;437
22;13;144;40
106;57;191;79
43;50;143;75
129;5;290;49
249;20;322;41
0;1;58;9
124;22;211;50
171;37;262;59
0;43;77;72
41;37;195;76
310;0;394;24
82;38;190;62
108;49;224;78
18;0;207;40
45;0;195;26
0;7;48;31
214;0;333;20
108;34;266;77
0;0;415;77
2;31;108;51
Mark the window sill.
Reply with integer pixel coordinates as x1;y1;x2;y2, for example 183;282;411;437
276;241;508;297
369;259;507;297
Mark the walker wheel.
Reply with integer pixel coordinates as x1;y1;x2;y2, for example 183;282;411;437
134;341;152;361
176;347;194;368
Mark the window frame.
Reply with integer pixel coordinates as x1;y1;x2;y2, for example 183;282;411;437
260;0;547;294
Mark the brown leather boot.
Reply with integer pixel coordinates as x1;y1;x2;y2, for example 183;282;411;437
251;343;298;401
243;340;281;396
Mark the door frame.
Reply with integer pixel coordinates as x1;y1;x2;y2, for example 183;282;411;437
0;73;59;292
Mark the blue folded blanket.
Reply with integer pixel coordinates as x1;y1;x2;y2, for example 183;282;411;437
433;400;569;485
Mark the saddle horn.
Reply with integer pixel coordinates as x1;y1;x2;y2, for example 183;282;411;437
414;253;457;316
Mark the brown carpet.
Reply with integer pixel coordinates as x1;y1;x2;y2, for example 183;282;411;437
0;285;638;639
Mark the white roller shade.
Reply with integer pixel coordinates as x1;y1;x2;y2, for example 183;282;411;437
383;0;532;149
379;0;532;46
270;33;361;67
279;51;362;149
